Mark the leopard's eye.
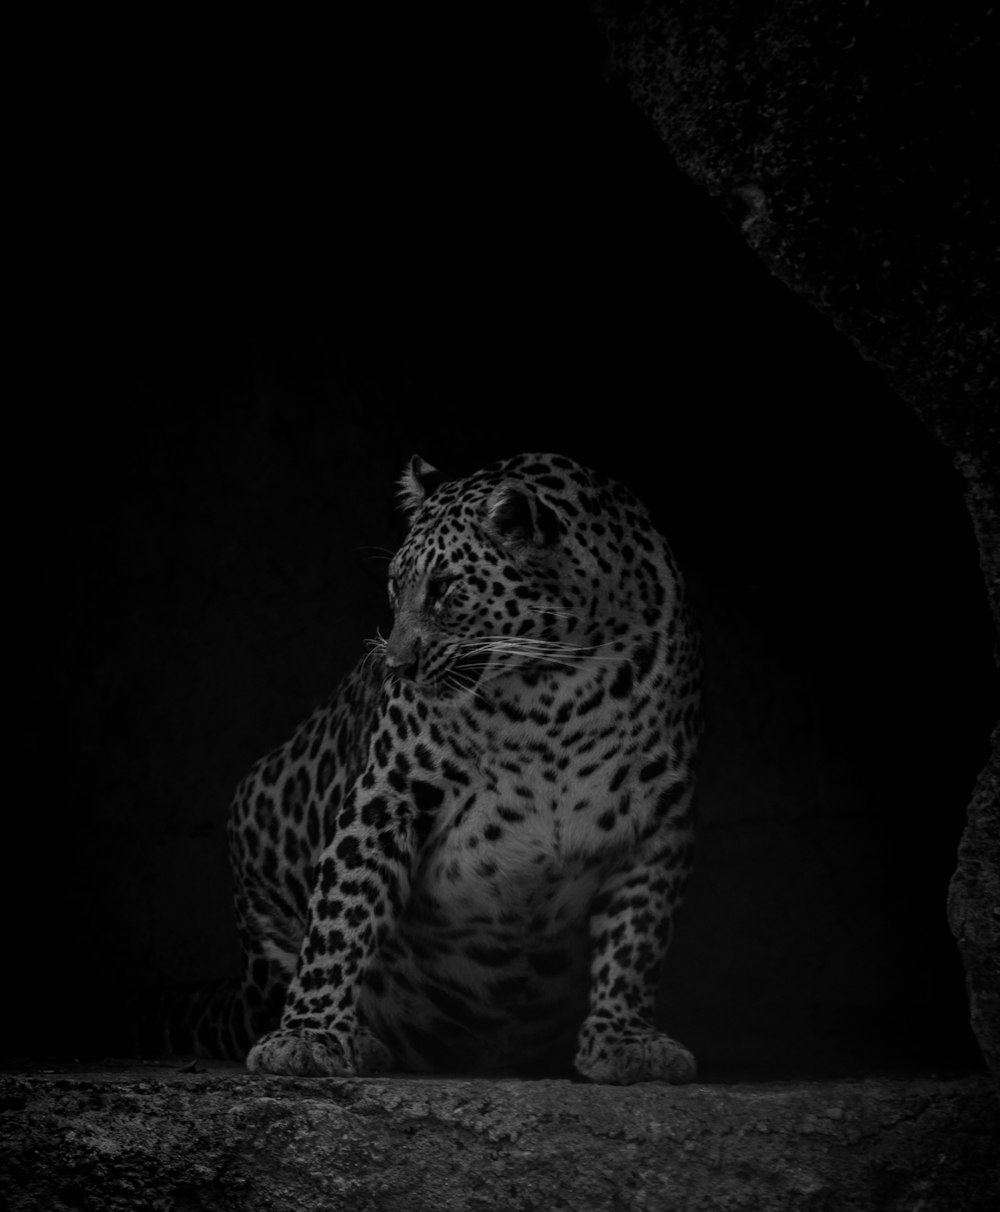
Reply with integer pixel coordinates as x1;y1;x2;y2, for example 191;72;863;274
425;575;457;607
388;577;400;605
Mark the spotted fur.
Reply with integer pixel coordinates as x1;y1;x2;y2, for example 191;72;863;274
218;453;700;1083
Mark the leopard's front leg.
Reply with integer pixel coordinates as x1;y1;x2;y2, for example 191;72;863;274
246;789;414;1077
575;803;696;1086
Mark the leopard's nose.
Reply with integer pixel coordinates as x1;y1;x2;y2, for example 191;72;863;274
386;651;419;681
386;632;421;681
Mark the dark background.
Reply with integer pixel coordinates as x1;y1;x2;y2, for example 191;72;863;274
14;5;995;1077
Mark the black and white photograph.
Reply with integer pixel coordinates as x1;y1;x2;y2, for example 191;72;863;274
5;3;997;1208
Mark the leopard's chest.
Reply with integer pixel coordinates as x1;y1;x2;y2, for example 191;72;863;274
408;708;648;929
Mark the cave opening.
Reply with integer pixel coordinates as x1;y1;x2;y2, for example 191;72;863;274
13;4;995;1085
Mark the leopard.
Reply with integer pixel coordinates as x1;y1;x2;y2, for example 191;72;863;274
191;452;701;1084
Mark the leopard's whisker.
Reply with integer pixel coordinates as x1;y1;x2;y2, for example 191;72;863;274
459;634;614;656
360;628;389;675
443;668;492;709
455;638;626;669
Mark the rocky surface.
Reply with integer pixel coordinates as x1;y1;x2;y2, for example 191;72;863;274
1;1064;997;1211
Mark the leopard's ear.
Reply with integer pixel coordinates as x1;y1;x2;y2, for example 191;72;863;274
397;454;441;521
486;481;561;549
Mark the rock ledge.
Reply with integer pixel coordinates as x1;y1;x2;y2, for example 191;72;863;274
1;1064;996;1210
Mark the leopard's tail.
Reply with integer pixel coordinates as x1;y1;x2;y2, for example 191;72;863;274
130;978;266;1062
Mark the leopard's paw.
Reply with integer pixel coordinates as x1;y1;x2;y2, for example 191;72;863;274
574;1019;696;1086
246;1027;356;1077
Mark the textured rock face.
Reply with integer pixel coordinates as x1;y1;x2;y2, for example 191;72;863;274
949;726;1000;1079
590;0;998;1077
1;1066;997;1211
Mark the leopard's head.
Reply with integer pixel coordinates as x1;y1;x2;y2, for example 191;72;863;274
381;453;677;698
